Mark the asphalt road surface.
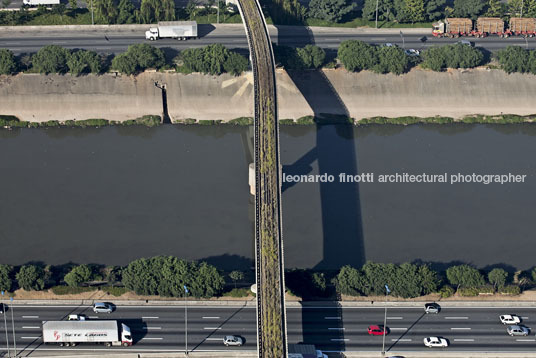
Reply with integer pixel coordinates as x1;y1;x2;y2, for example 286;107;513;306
0;303;535;355
1;25;535;55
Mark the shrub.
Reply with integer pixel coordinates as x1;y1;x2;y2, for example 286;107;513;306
102;286;129;296
180;44;248;75
0;49;17;75
334;265;368;296
223;288;251;297
499;285;521;295
458;286;479;296
227;117;253;125
338;40;377;72
67;50;102;75
439;285;455;298
296;45;326;69
422;44;483;71
478;284;495;294
498;46;529;73
446;264;485;289
32;45;70;74
488;268;508;290
308;0;355;22
0;264;13;292
228;270;244;288
112;44;165;75
373;46;409;75
51;285;96;295
16;265;46;291
64;264;92;287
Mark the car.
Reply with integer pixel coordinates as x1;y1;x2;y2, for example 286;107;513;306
382;43;397;47
423;337;448;348
404;49;420;57
316;350;328;358
92;302;113;314
68;314;87;321
223;335;243;346
425;303;441;314
368;325;388;336
500;314;521;325
457;39;474;47
0;303;5;314
507;325;530;336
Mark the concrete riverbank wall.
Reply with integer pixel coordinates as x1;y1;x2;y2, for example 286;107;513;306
1;68;536;122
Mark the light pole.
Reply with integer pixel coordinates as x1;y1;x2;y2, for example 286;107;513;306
1;291;10;358
184;285;189;356
217;0;220;24
381;285;391;355
90;0;94;25
521;0;524;18
375;0;379;28
400;30;405;49
10;297;15;357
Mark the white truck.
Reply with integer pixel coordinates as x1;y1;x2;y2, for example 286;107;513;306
42;320;132;347
145;21;198;41
23;0;60;5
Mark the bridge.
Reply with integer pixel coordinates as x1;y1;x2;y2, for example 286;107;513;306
235;0;288;356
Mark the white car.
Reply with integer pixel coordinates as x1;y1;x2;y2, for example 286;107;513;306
223;335;243;346
424;337;448;348
67;314;86;321
500;315;521;325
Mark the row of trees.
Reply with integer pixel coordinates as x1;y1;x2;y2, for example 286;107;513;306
421;43;484;71
337;40;411;75
335;262;529;299
178;44;248;75
497;46;536;74
273;44;326;70
362;0;536;24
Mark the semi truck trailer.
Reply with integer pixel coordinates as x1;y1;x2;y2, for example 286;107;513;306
42;320;132;347
433;17;536;38
145;21;198;41
23;0;60;5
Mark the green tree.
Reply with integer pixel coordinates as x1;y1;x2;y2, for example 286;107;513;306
180;44;248;75
529;50;536;74
229;270;244;288
1;0;12;9
68;0;77;9
106;266;123;285
488;268;508;289
94;0;117;23
498;45;529;73
453;0;486;18
373;45;409;74
0;48;17;75
334;265;370;296
404;0;425;22
337;40;378;72
117;0;136;23
526;0;536;16
185;0;198;20
32;45;70;74
424;0;445;21
446;264;485;290
308;0;355;22
16;265;45;291
296;44;326;68
112;43;165;75
140;0;175;22
419;264;441;295
51;3;66;16
223;51;248;75
64;264;92;287
67;50;101;75
311;272;327;293
362;0;395;21
0;265;13;292
111;53;137;75
264;0;306;25
508;0;526;17
485;0;504;16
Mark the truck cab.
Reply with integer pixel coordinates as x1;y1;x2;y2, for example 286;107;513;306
121;323;133;346
146;28;159;41
432;21;446;36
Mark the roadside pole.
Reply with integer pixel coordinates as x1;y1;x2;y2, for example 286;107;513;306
10;297;15;357
1;291;10;358
381;285;391;355
375;0;379;28
400;31;405;49
90;0;94;26
184;285;189;356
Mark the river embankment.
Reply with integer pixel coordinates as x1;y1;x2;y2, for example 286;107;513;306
1;68;536;124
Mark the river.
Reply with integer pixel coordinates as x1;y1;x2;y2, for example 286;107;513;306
0;124;534;271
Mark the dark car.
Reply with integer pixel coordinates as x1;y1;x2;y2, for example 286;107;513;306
425;303;441;314
0;303;5;314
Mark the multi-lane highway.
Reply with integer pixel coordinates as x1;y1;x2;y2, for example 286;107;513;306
1;25;535;55
1;303;536;355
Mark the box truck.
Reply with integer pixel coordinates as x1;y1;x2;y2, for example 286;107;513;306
23;0;61;6
145;21;198;41
42;320;132;347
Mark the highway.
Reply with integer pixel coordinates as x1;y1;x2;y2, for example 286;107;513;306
1;303;536;355
1;25;536;55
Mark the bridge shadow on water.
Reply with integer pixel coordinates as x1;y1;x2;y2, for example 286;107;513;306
276;24;366;354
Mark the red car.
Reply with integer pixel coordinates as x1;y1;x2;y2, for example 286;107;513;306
368;325;387;336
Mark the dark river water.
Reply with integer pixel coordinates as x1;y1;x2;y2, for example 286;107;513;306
1;124;535;271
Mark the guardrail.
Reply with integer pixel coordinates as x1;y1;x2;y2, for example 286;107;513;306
235;0;287;356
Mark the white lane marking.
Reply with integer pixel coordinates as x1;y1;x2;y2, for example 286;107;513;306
205;338;223;341
203;317;220;319
22;326;40;329
451;327;471;330
325;317;341;320
392;338;411;342
96;47;112;50
89;316;99;319
142;316;159;319
22;316;39;318
328;327;345;330
204;327;222;330
387;317;403;319
145;327;162;330
454;339;475;342
522;316;529;319
445;317;469;319
141;337;163;340
52;41;67;44
516;339;536;342
21;336;40;339
370;38;387;41
389;327;408;331
330;338;349;341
